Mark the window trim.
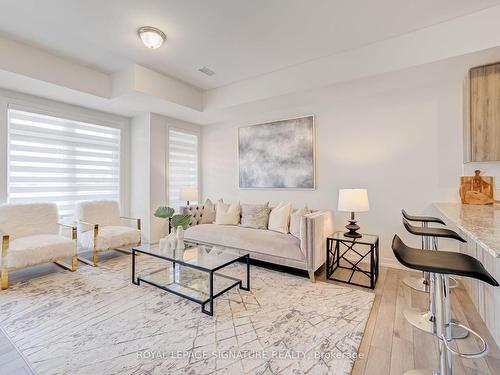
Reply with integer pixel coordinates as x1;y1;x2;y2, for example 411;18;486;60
0;89;130;215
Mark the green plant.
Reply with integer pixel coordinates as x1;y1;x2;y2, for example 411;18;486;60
154;206;192;232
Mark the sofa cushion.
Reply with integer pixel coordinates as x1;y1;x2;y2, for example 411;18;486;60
185;224;304;261
290;205;311;239
4;234;76;270
240;203;270;229
200;199;216;224
268;202;292;234
215;201;241;225
79;226;140;252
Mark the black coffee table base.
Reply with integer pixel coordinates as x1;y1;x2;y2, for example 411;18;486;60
132;248;250;316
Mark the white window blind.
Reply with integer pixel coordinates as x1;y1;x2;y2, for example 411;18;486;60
168;129;198;210
7;109;121;220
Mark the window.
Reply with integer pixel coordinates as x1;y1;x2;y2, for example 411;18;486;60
7;109;121;220
168;128;198;210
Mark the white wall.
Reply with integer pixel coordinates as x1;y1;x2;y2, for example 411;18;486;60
201;79;468;267
130;113;151;242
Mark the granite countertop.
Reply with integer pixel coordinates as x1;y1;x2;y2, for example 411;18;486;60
434;202;500;258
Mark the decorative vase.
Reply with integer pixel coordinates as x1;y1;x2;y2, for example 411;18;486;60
164;236;172;251
159;238;166;251
167;232;177;250
176;226;184;240
176;239;185;250
175;226;185;250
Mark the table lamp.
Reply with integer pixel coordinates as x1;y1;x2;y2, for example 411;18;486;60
338;188;369;238
179;186;198;206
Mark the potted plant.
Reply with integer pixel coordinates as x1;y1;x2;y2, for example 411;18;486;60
154;206;192;234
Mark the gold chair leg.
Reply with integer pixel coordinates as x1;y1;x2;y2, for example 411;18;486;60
78;250;99;267
1;268;8;290
54;255;78;272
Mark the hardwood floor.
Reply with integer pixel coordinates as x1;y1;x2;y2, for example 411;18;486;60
318;266;500;375
0;328;33;375
1;263;499;374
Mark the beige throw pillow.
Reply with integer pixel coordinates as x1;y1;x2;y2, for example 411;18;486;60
240;202;270;229
268;202;292;234
215;200;241;225
290;205;311;239
200;199;216;224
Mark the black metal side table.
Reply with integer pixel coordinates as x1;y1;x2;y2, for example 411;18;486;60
326;231;379;289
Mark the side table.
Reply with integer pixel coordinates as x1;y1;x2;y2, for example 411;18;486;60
326;231;379;289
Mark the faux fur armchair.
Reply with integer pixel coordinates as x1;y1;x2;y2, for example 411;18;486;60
76;200;141;267
0;202;77;290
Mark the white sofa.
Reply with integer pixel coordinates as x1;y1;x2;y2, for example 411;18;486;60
180;204;333;281
0;203;77;290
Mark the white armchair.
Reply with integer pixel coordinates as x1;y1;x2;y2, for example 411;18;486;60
0;203;77;290
76;200;141;267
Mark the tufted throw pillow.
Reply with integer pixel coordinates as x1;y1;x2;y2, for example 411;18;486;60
290;205;311;239
215;200;241;225
200;199;216;224
268;202;292;234
240;202;270;229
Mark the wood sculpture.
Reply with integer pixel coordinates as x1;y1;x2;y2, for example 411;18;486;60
460;170;494;205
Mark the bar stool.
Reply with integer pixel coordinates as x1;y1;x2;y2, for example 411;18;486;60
392;235;498;375
402;218;469;339
401;209;445;292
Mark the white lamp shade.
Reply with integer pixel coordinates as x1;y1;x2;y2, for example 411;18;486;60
338;189;369;212
179;186;198;201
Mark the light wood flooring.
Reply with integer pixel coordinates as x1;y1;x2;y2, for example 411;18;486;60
319;266;500;375
1;260;499;374
0;327;33;375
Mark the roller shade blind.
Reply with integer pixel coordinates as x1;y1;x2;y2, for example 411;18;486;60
168;129;198;210
7;108;121;219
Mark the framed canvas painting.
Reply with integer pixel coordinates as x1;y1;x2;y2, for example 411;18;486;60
238;115;315;189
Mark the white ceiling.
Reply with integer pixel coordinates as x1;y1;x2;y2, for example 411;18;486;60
1;0;500;90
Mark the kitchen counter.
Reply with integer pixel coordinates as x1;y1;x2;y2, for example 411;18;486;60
434;202;500;258
434;202;500;347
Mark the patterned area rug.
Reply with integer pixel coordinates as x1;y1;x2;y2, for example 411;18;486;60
0;254;374;375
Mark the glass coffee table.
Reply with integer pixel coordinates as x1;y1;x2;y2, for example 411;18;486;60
132;242;250;316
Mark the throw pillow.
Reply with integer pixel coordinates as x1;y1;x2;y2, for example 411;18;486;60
240;202;270;229
215;200;241;225
200;198;216;224
290;205;311;238
268;202;292;234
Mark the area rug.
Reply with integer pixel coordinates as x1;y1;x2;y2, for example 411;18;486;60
0;254;374;375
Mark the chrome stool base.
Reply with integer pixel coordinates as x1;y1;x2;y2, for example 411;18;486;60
403;308;469;339
403;276;430;292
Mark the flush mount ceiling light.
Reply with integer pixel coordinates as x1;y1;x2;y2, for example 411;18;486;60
138;26;166;49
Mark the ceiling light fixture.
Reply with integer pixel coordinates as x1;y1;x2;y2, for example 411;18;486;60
138;26;166;49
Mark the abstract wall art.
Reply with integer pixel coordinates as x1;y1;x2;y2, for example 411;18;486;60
238;115;315;189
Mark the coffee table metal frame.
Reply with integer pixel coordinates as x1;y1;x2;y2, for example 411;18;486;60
132;244;250;316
